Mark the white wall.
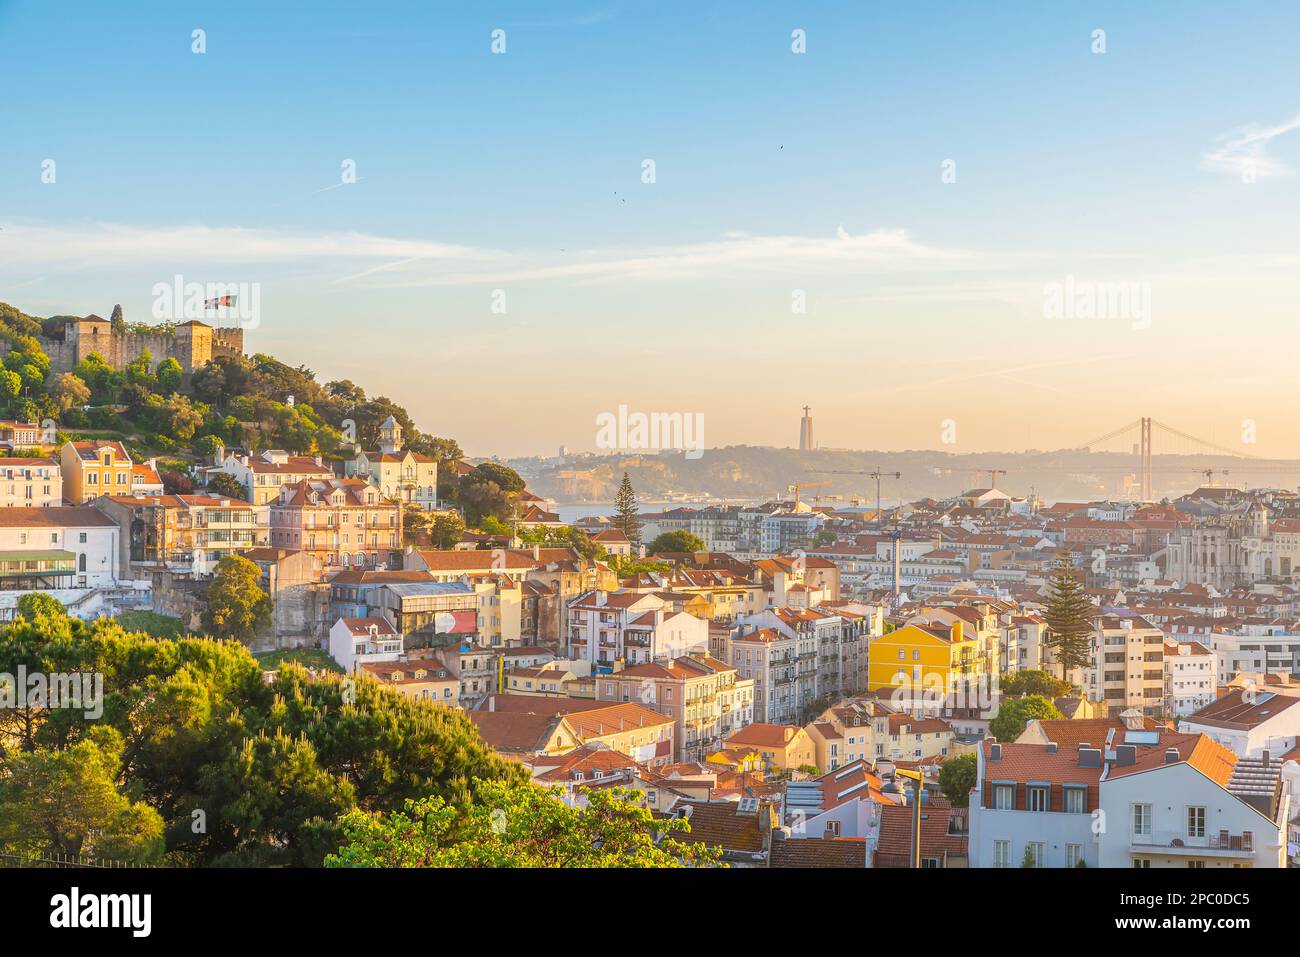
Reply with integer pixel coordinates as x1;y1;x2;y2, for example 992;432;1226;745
1098;763;1286;868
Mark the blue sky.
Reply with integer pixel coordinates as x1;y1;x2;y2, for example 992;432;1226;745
3;1;1299;457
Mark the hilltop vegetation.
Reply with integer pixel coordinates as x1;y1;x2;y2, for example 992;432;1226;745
0;302;462;491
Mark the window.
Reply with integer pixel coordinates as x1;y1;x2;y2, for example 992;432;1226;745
1027;785;1049;812
1187;860;1205;869
1025;842;1044;868
1132;804;1152;837
993;840;1009;868
1064;787;1086;814
1066;844;1082;868
993;784;1013;810
1187;806;1206;838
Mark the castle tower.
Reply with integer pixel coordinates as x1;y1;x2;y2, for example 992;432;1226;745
378;414;403;454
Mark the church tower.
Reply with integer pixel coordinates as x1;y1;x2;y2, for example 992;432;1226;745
378;415;403;455
1250;502;1270;539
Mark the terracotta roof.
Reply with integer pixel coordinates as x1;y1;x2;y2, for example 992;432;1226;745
982;739;1104;786
873;801;967;867
339;616;398;636
416;547;579;571
725;724;799;749
0;506;116;528
770;835;867;868
466;711;562;754
675;801;772;854
1182;687;1300;730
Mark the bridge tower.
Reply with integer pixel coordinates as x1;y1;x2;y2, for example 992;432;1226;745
1139;417;1153;501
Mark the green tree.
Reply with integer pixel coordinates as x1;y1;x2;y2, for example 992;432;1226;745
206;472;246;500
1042;558;1095;680
326;779;720;868
648;530;704;554
989;695;1062;743
1001;669;1073;699
201;555;272;643
478;515;510;537
155;357;183;395
0;730;165;863
16;592;66;621
938;753;977;808
48;371;92;413
429;512;466;549
612;472;642;546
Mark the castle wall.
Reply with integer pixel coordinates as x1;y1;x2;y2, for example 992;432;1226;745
35;321;245;375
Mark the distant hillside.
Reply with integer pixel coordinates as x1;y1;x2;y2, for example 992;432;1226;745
511;445;1300;506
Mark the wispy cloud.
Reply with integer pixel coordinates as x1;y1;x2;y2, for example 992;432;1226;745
0;220;1012;289
1201;113;1300;179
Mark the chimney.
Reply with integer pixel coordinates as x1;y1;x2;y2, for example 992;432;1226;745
1261;749;1271;767
533;543;540;560
1115;744;1136;767
1077;747;1102;768
785;727;794;743
949;621;963;643
1164;747;1180;764
989;743;1002;761
1046;742;1057;754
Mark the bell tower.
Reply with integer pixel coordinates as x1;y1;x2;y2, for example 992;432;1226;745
378;415;402;454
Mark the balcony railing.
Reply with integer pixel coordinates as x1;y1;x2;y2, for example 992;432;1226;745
1130;830;1255;856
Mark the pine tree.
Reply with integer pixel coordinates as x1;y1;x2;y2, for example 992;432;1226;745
612;472;642;546
1042;557;1094;681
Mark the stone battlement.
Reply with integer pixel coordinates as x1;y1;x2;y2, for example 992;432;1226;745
36;314;245;374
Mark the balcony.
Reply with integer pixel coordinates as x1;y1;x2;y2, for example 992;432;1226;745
1129;830;1255;857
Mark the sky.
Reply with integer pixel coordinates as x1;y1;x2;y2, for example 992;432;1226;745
2;1;1299;458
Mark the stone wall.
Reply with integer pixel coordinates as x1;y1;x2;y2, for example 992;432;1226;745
34;319;244;374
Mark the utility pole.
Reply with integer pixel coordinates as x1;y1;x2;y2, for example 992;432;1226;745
896;767;925;868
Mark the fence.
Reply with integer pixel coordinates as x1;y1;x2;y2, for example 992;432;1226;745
0;851;152;868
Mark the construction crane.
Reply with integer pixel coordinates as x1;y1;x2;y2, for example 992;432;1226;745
786;480;830;510
808;468;901;525
1200;468;1230;487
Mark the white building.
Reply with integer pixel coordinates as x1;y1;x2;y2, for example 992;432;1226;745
0;457;62;508
0;505;119;591
1178;686;1300;759
1164;640;1216;717
566;590;707;672
328;616;403;673
969;727;1290;868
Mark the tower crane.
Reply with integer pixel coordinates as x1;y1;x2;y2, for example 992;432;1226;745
786;480;830;510
808;468;902;525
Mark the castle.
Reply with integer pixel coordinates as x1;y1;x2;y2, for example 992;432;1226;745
39;313;245;375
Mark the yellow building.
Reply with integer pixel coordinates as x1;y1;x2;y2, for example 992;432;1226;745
867;619;980;693
60;440;134;504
